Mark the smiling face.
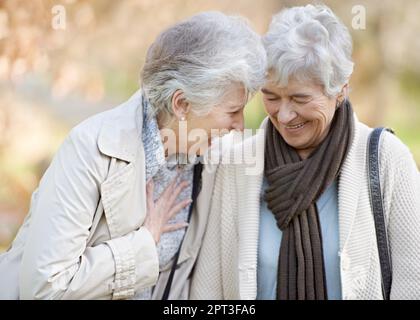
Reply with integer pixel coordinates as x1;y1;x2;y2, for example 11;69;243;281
160;83;247;158
186;84;247;155
262;75;339;159
187;84;247;137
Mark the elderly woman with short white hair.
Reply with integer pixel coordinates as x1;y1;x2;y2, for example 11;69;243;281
0;11;266;299
191;5;420;300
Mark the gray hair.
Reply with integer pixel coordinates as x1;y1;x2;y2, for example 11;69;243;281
264;4;354;97
141;11;267;120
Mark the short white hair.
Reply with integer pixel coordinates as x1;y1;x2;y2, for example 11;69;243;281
264;4;354;97
141;11;267;120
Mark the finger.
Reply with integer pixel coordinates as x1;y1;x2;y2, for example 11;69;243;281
162;222;189;233
167;198;192;219
161;172;183;202
168;180;190;205
146;179;155;208
162;174;179;198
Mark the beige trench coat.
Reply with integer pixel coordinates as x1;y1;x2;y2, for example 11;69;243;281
0;90;216;300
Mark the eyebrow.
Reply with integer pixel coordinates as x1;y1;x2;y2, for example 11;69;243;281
228;104;245;110
261;89;312;99
290;93;312;99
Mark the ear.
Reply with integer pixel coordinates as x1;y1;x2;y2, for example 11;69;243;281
171;90;190;120
336;83;349;106
338;83;349;100
341;83;349;99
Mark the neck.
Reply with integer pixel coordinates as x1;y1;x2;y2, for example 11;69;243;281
297;148;313;160
297;124;332;160
157;113;180;158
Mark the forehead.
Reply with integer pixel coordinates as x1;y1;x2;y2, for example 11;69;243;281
219;83;248;106
264;75;323;96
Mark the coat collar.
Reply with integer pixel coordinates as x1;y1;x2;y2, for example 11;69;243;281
97;90;144;163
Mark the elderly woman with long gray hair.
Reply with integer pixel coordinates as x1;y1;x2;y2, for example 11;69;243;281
191;4;420;300
0;12;267;299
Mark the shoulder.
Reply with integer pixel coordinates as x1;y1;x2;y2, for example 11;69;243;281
354;120;419;199
379;129;415;166
351;120;415;169
379;128;419;198
68;90;143;163
67;110;107;147
71;91;141;142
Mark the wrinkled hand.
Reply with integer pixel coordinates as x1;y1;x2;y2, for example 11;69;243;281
143;175;191;244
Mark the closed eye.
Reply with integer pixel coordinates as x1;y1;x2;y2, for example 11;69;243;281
261;89;280;102
229;107;244;114
292;95;312;104
263;94;280;102
293;98;310;104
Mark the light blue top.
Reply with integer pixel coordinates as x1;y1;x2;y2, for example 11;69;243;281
257;178;342;300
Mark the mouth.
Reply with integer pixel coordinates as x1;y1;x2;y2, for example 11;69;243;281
285;121;308;132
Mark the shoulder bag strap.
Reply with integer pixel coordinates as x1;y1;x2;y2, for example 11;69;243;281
367;127;393;300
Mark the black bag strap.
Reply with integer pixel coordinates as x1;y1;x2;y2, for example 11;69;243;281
367;127;393;300
161;162;203;300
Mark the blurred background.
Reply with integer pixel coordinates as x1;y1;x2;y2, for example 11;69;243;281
0;0;419;252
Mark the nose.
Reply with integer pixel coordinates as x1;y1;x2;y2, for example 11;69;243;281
277;101;297;125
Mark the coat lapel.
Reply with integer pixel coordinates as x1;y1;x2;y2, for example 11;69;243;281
98;90;147;238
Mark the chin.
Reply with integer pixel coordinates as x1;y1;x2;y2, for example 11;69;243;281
283;134;311;150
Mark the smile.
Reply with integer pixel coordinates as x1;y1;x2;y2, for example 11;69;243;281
285;121;308;130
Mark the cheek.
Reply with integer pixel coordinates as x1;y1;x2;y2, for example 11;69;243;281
263;100;278;116
202;114;230;136
304;103;335;127
216;114;233;129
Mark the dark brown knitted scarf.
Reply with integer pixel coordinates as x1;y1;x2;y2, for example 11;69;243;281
264;100;354;300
